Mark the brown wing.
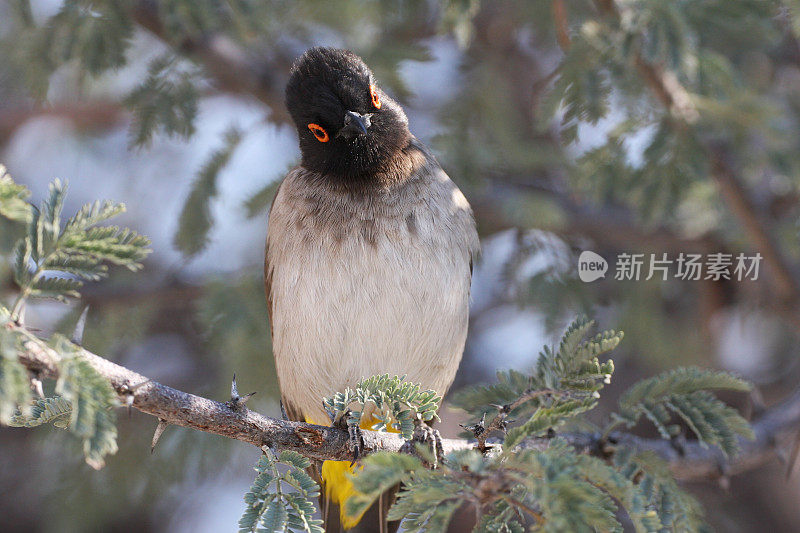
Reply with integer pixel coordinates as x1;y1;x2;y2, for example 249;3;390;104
264;176;332;520
263;178;307;423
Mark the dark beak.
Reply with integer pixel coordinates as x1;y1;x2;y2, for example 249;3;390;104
337;110;372;139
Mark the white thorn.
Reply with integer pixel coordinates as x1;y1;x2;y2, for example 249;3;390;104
71;305;90;345
31;377;44;399
151;419;169;454
231;373;239;400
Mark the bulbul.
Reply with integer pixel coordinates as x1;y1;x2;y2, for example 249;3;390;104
265;47;479;532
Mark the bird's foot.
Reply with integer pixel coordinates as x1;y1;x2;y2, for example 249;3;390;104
333;409;364;465
347;419;364;465
402;419;444;469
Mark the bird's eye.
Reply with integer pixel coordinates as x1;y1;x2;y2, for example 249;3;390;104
370;84;381;109
307;123;329;142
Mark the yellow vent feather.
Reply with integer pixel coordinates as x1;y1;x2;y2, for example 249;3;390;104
307;416;399;528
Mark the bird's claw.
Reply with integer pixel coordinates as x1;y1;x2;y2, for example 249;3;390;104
404;420;444;469
332;409;364;465
348;421;364;465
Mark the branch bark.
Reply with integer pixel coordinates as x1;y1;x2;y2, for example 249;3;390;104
0;101;126;145
10;320;800;482
552;0;572;51
13;322;468;462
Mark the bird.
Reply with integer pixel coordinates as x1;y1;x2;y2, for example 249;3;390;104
265;47;479;532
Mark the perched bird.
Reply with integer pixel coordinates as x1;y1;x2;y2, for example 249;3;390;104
265;47;479;532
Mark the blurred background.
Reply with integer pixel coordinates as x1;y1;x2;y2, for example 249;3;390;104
2;1;800;531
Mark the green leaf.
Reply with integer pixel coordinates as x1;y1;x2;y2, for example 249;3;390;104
0;165;32;223
575;454;662;533
383;470;468;530
61;226;151;270
174;127;242;257
277;449;312;470
614;367;753;456
43;252;106;281
323;374;442;440
52;335;118;469
10;396;72;428
453;317;617;443
13;237;33;287
244;179;282;219
30;276;83;301
63;200;126;234
239;451;323;533
40;179;66;256
612;449;708;531
504;397;597;449
619;367;750;409
125;55;199;148
0;326;31;425
33;1;132;77
28;205;44;260
259;500;288;532
506;442;622;532
10;178;150;304
347;452;423;519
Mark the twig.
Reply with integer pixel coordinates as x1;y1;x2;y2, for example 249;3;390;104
552;0;571;51
504;495;544;525
468;389;568;452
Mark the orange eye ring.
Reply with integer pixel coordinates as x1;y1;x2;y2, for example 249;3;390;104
307;123;329;142
370;84;381;109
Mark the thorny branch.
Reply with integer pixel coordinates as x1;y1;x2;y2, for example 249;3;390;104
464;389;568;452
9;319;800;483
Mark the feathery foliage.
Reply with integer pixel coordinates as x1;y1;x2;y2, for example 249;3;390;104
239;450;324;533
240;319;752;532
52;334;119;469
174;127;243;257
0;1;787;529
10;396;72;429
611;447;709;532
323;374;442;439
0;165;32;223
0;320;119;469
453;317;616;448
0;172;141;470
0;312;32;425
244;174;289;219
13;0;132;99
9;177;150;315
611;367;754;455
125;55;200;148
348;440;666;533
454;317;617;417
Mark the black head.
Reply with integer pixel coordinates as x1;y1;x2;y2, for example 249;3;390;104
286;47;411;181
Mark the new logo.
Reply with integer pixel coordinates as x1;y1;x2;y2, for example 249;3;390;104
578;251;608;282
